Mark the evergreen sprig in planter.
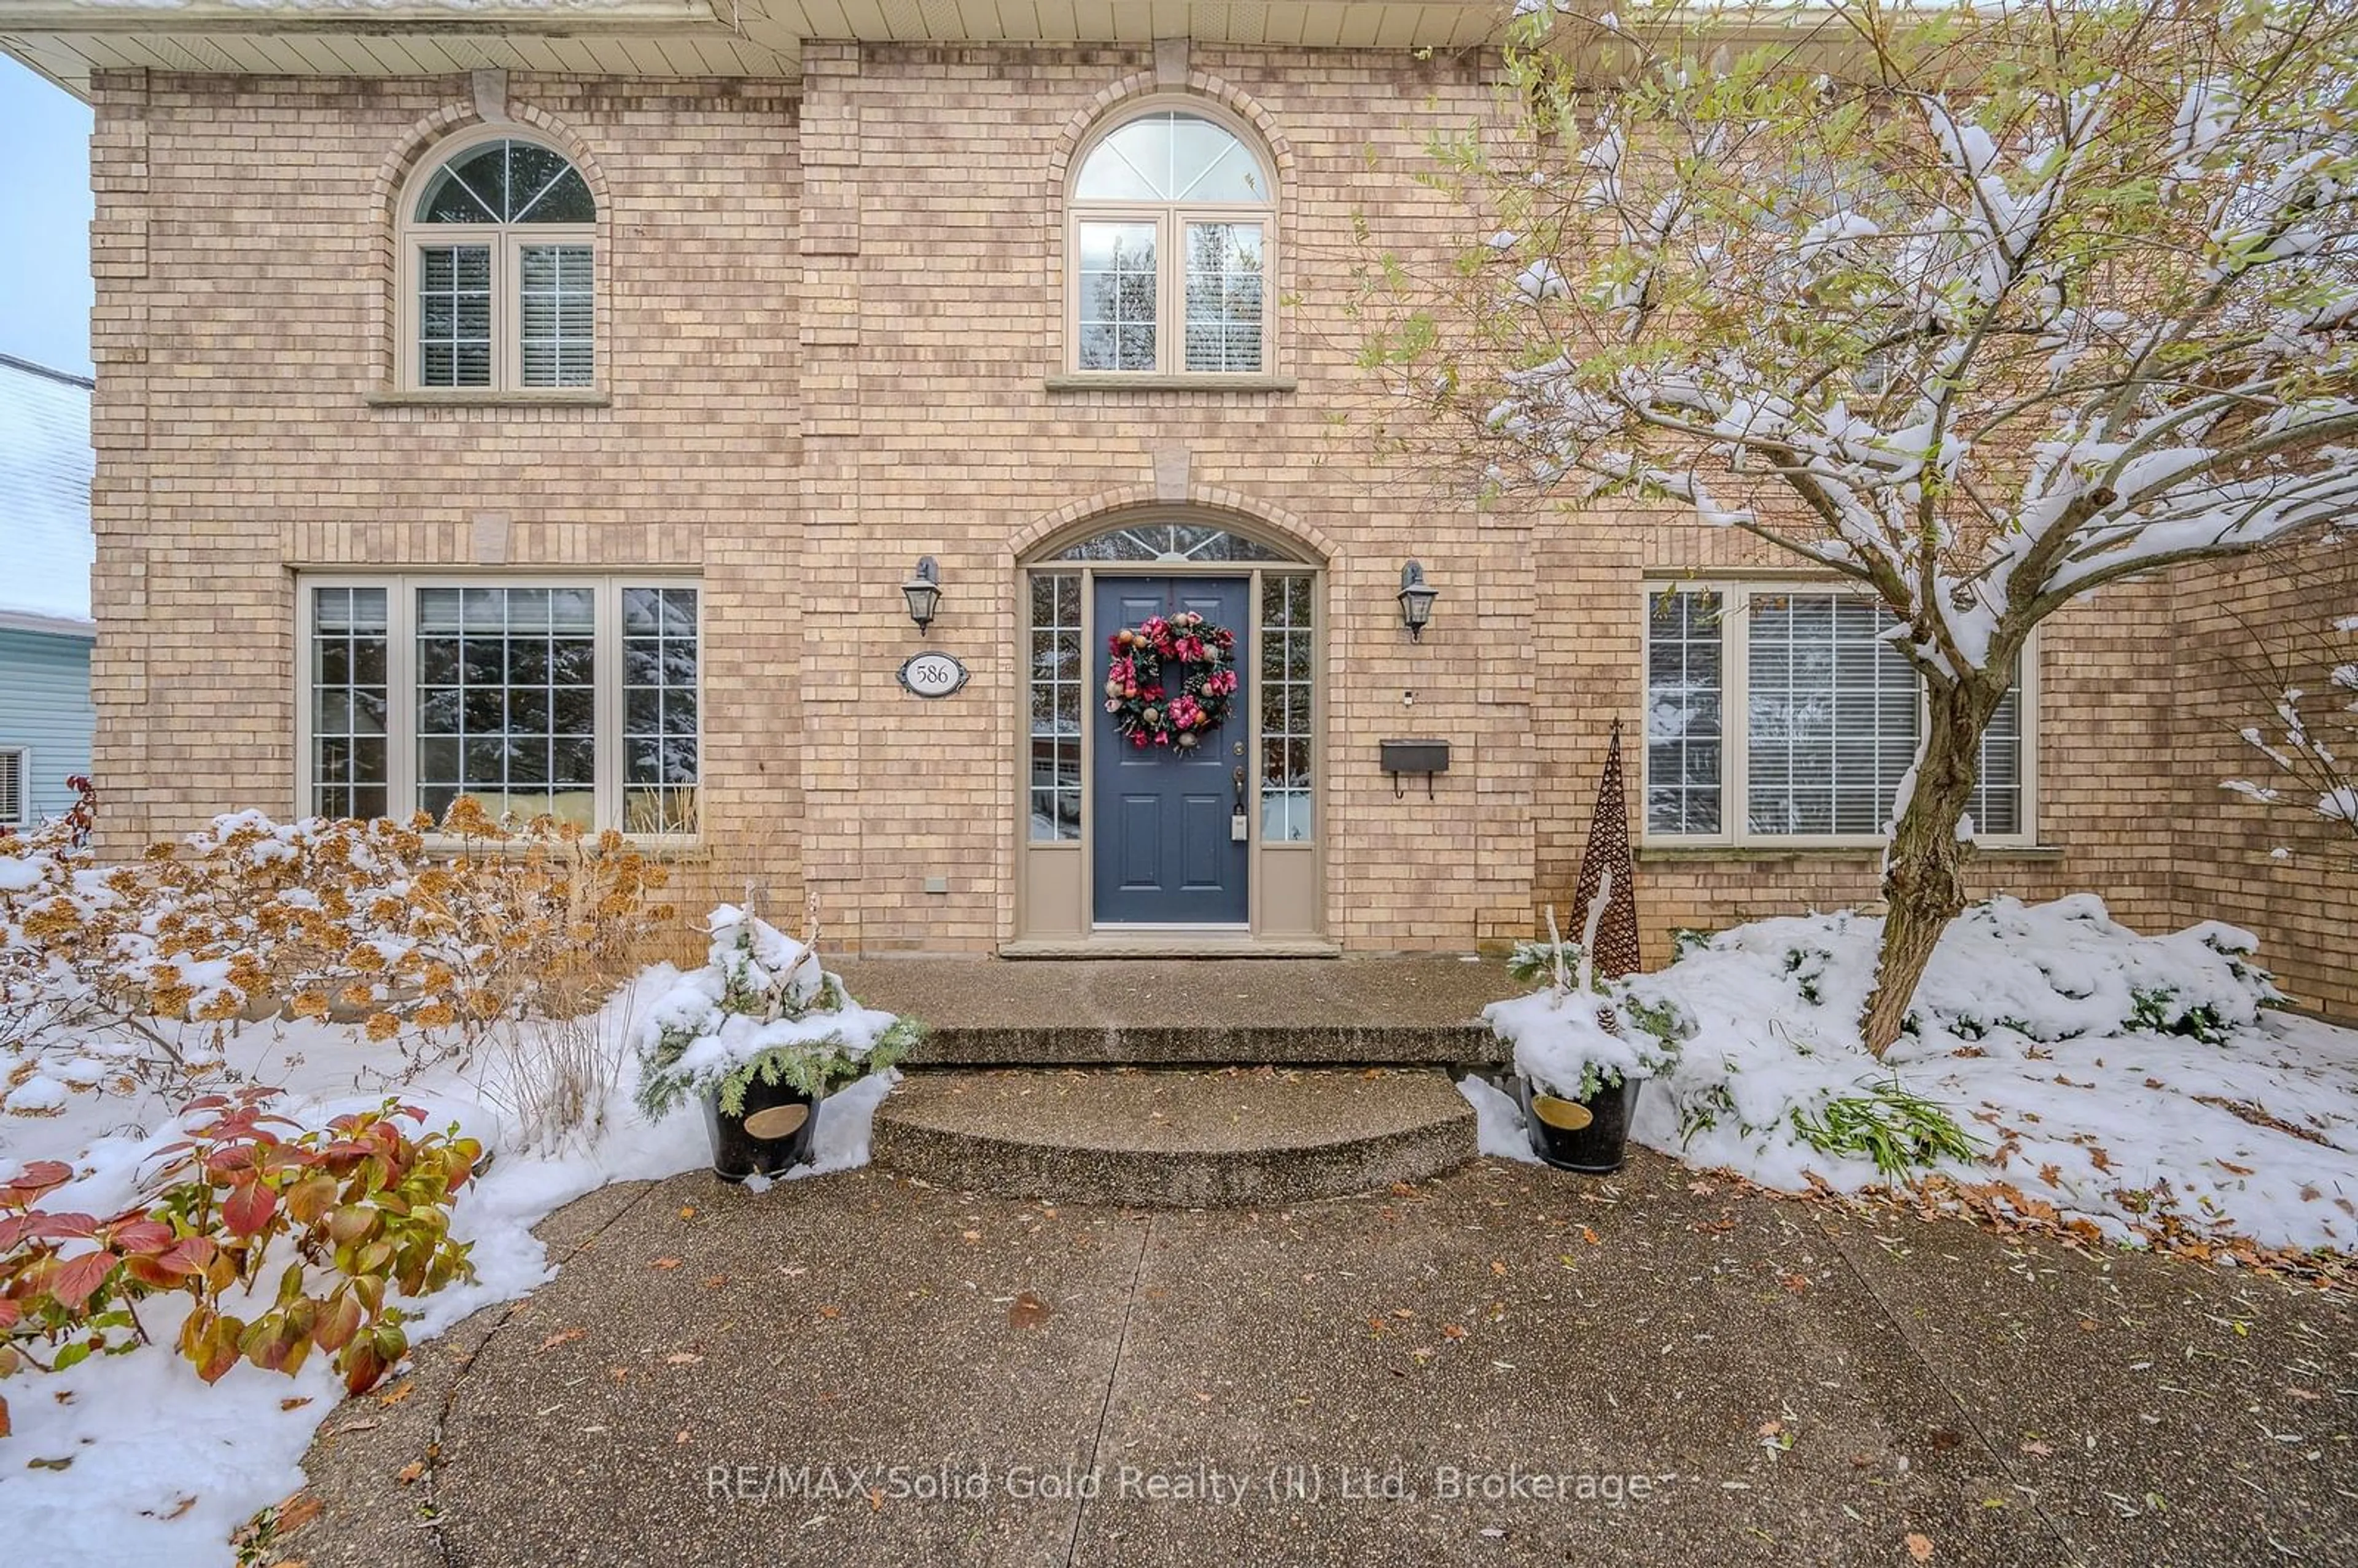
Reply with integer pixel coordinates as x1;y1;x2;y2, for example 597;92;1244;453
1486;939;1673;1175
636;906;920;1182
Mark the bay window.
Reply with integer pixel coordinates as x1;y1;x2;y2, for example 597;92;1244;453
1643;584;2032;845
299;577;698;835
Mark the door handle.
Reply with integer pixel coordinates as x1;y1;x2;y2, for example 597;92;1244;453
1232;766;1247;802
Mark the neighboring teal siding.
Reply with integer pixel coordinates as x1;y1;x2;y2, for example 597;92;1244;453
0;626;95;827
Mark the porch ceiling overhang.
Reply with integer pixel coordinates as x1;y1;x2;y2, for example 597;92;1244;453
0;0;1538;97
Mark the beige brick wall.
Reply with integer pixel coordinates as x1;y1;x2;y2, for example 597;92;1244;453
80;44;2341;1008
87;71;807;915
2166;546;2357;1018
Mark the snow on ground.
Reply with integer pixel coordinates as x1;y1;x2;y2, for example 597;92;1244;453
0;976;900;1568
1484;896;2358;1258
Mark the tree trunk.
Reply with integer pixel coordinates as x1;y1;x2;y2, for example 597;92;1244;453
1859;675;2006;1056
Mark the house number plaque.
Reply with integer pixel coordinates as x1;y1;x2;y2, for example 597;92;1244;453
897;652;970;698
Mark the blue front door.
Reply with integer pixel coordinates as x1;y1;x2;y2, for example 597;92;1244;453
1092;576;1250;925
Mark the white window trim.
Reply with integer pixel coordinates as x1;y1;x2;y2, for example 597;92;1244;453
0;746;27;830
1640;580;2039;850
1064;102;1277;379
395;131;599;395
294;573;701;843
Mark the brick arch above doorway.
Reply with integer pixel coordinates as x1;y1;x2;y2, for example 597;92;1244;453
1011;489;1335;565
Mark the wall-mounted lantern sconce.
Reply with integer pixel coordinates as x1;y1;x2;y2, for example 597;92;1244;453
901;556;941;634
1397;560;1439;642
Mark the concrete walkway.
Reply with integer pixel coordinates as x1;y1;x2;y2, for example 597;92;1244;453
282;1154;2357;1567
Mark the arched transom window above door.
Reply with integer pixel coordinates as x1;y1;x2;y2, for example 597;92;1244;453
1048;521;1294;562
399;135;597;391
1067;107;1274;377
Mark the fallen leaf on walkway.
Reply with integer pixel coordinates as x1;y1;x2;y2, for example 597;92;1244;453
960;1230;981;1243
608;1366;631;1384
537;1328;585;1353
395;1462;425;1486
1687;1179;1717;1196
666;1353;704;1365
1929;1430;1962;1453
1490;1259;1507;1276
1192;1391;1214;1403
650;1257;683;1271
377;1380;415;1407
1905;1532;1934;1562
2020;1440;2052;1456
2216;1160;2254;1177
2087;1148;2112;1173
279;1398;311;1412
678;1206;697;1221
702;1275;729;1289
1780;1273;1810;1292
1580;1226;1601;1246
2078;1319;2100;1332
817;1305;843;1320
1759;1420;1783;1437
1442;1324;1467;1341
2284;1386;2321;1402
277;1494;324;1532
1008;1292;1053;1329
676;1431;692;1446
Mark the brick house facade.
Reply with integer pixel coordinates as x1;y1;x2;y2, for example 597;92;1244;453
6;4;2349;1014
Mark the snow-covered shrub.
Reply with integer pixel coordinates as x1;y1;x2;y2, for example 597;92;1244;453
0;802;675;1083
0;1089;481;1439
634;906;917;1121
1619;895;2290;1188
0;805;107;1060
1485;986;1672;1103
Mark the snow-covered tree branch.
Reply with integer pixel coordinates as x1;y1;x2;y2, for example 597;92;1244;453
2223;543;2358;859
1363;0;2358;1051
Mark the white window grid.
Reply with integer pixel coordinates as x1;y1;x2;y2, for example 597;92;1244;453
295;575;699;839
1258;573;1315;842
408;234;597;391
1028;572;1083;842
1640;582;2037;848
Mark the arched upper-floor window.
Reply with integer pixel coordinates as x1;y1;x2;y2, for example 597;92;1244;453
399;135;597;390
1067;106;1274;377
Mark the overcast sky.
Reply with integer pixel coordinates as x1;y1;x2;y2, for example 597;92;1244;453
0;56;93;378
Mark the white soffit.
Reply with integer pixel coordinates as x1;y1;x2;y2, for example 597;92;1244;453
0;1;1533;95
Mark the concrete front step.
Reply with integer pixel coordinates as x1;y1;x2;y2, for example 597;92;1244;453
870;1067;1478;1207
835;956;1519;1067
910;1021;1500;1066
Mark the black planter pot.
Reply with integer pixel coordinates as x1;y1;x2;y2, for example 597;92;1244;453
704;1077;823;1182
1517;1073;1641;1174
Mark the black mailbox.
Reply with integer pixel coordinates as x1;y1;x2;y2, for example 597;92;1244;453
1380;740;1450;798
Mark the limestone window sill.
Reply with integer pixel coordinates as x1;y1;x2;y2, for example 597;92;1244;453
364;388;612;408
1636;843;2062;862
1042;373;1298;394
